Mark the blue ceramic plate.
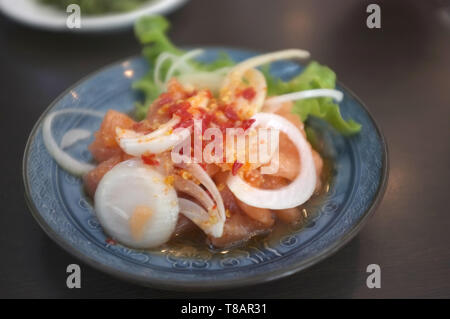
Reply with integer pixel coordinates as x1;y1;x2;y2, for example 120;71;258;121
23;48;388;290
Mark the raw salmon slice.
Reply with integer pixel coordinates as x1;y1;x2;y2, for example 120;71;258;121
209;185;269;248
83;154;124;197
89;110;135;162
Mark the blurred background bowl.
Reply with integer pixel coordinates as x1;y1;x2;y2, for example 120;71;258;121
0;0;189;32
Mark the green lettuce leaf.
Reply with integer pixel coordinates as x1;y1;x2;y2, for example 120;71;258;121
135;15;181;60
263;62;361;135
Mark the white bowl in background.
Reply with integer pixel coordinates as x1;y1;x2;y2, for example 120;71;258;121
0;0;188;32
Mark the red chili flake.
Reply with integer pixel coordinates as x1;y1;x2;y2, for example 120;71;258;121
168;101;191;115
241;87;256;101
241;118;256;131
185;90;198;99
132;122;144;131
174;118;194;129
156;93;173;107
232;161;243;175
204;90;213;99
220;122;233;134
201;112;214;133
181;109;194;121
141;153;159;166
106;238;116;245
223;105;240;122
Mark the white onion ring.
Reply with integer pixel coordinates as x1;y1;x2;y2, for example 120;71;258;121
263;89;344;113
116;117;191;156
176;163;226;238
42;108;103;176
227;113;317;209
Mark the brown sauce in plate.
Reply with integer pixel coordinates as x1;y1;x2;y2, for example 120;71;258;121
151;157;334;259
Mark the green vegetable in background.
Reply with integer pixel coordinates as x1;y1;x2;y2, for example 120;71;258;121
133;16;361;135
40;0;151;15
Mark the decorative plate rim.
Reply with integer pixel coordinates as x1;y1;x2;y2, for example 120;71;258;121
22;49;389;291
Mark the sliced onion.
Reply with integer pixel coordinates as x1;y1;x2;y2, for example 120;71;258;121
178;198;220;236
263;89;344;113
176;163;225;237
42;108;103;176
213;66;233;75
174;176;215;210
116;117;191;156
222;127;279;168
229;49;310;76
164;49;204;86
95;159;179;248
220;49;309;116
227;113;316;209
60;129;92;149
123;116;179;140
248;127;280;166
154;52;178;90
220;68;267;116
178;68;229;93
179;197;233;239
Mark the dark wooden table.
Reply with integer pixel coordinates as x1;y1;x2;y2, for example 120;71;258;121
1;0;449;298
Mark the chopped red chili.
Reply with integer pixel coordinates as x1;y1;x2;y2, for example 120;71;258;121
185;90;198;99
240;87;256;101
141;153;159;166
106;238;117;245
156;93;173;107
174;118;194;129
223;105;240;121
232;161;243;175
241;118;256;131
168;101;191;116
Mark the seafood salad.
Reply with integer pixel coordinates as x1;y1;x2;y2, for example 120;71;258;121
43;16;361;250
